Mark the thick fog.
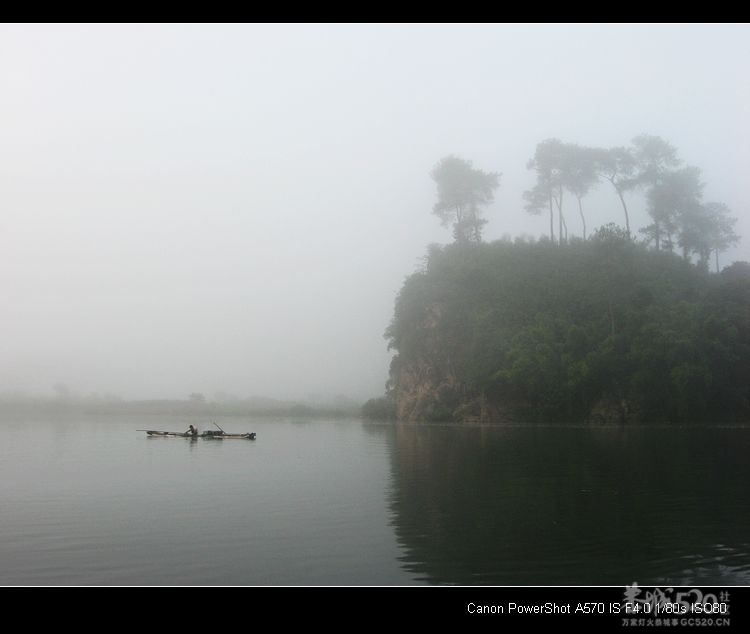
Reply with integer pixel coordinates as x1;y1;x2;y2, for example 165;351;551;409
1;24;748;401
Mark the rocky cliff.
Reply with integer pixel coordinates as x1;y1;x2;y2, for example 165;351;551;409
388;302;513;423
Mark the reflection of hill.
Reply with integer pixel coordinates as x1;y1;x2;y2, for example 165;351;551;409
385;424;750;585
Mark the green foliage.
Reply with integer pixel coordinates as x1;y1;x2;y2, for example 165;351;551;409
647;165;703;254
361;396;397;421
631;134;681;185
431;155;501;244
387;239;750;424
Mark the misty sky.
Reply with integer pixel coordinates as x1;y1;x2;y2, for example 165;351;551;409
1;24;749;401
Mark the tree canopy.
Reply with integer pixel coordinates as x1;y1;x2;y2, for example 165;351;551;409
523;133;739;266
386;239;750;424
431;155;500;244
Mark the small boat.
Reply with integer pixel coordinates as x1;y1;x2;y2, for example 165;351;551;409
138;430;256;440
201;431;256;440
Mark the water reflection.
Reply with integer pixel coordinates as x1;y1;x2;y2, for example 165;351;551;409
379;424;750;585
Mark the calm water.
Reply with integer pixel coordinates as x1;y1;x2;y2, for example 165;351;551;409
1;415;749;586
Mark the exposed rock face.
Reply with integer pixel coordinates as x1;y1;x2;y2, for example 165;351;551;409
390;301;460;422
390;302;514;423
392;361;515;423
392;360;461;422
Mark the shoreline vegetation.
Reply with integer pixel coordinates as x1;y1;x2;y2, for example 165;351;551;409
0;394;361;421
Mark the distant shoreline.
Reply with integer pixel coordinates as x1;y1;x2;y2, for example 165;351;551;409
0;397;362;420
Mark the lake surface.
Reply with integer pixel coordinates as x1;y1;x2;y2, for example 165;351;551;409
1;415;749;586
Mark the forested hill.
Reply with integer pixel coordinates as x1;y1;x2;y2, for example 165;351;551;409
379;231;750;424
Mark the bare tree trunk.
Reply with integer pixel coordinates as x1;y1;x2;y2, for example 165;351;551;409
472;211;482;243
616;188;631;239
700;249;710;270
577;196;587;241
655;221;661;252
548;194;554;243
454;204;466;244
715;248;720;273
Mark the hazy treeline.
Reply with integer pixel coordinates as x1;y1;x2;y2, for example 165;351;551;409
430;134;738;272
0;393;361;420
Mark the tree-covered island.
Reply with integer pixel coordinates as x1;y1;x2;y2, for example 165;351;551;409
364;135;750;424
